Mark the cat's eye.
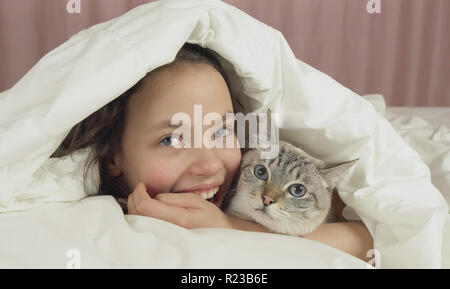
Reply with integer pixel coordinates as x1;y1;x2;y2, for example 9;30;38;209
288;183;306;198
254;165;269;181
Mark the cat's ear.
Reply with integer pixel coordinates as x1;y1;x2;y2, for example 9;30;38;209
319;159;358;188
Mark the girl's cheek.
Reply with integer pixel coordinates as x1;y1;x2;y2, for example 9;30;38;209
143;158;182;197
224;147;242;173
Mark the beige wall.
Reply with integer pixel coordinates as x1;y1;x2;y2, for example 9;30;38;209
0;0;448;106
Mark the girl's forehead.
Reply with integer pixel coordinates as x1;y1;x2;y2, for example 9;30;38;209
128;64;233;124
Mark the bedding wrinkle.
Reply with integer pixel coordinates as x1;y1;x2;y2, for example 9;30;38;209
0;0;448;268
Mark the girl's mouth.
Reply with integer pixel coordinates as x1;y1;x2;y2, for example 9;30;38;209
179;185;224;208
211;185;223;208
192;185;223;208
191;186;220;200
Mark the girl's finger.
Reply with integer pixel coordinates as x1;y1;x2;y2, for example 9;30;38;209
155;192;206;209
132;182;192;226
127;192;139;215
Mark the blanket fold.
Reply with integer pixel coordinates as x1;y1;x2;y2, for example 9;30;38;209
0;0;448;268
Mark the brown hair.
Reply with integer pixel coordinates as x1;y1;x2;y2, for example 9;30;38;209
51;43;237;200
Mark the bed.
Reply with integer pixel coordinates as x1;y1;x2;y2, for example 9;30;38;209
0;95;448;269
0;0;448;269
365;94;450;206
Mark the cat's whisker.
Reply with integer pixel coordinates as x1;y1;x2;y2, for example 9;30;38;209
224;188;239;196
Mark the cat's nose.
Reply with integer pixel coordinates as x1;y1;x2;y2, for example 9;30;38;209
262;195;275;206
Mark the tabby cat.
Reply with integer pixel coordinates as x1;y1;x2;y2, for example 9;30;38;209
222;140;358;236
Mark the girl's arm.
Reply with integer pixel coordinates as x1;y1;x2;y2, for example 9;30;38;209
228;216;373;263
303;221;374;263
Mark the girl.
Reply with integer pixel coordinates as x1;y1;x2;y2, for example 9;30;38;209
52;43;373;262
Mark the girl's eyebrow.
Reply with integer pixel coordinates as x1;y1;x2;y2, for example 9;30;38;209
151;111;234;131
146;122;180;136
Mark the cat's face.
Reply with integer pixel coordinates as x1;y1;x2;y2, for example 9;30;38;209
224;141;357;236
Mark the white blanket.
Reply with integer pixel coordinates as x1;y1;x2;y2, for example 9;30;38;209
0;0;448;268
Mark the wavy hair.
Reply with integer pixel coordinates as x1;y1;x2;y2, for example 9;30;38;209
51;43;239;201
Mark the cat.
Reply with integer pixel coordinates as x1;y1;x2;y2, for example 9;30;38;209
222;140;358;236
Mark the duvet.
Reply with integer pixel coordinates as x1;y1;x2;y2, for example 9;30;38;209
0;0;448;268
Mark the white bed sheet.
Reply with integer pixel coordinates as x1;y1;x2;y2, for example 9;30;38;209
368;94;450;206
0;0;448;269
387;107;450;129
0;196;367;269
366;95;450;269
1;97;448;269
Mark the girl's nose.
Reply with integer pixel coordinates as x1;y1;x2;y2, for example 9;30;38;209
188;148;222;176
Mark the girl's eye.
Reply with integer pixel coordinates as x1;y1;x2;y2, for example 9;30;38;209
254;165;269;181
288;184;307;198
215;126;233;139
159;134;183;148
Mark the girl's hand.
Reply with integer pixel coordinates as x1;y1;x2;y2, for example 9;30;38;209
127;182;233;230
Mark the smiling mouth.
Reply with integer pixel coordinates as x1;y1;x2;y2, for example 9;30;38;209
175;184;224;206
187;186;220;201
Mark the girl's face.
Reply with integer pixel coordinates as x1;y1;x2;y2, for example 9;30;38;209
109;63;242;208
